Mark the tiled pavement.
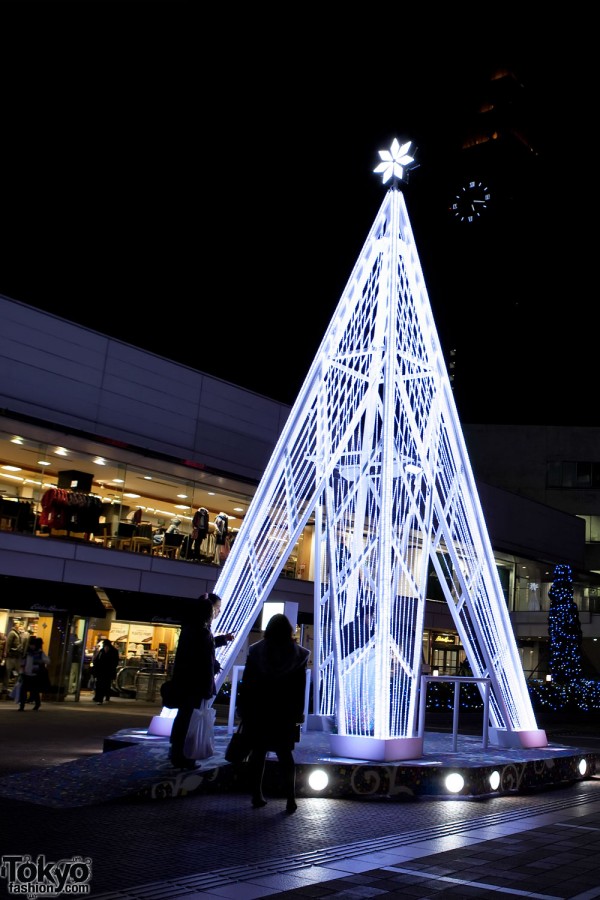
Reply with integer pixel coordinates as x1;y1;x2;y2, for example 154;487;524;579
2;696;600;899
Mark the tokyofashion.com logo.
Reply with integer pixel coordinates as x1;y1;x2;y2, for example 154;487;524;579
0;855;92;897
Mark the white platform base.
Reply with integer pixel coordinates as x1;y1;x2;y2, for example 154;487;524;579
147;708;176;737
488;727;548;749
329;734;424;761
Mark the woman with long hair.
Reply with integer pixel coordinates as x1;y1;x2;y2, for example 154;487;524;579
237;613;310;813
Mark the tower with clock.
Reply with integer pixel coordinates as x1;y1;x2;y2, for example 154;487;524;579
447;64;540;226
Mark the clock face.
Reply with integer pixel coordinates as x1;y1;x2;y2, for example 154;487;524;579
451;180;491;223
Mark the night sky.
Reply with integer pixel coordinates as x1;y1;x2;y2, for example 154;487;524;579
0;8;592;426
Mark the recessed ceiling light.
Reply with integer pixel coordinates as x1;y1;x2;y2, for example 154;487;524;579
112;479;124;484
1;465;21;472
144;476;153;481
38;460;51;466
177;494;188;499
175;504;189;510
54;447;68;456
208;492;215;496
94;457;106;466
123;493;140;499
10;437;24;445
233;507;244;512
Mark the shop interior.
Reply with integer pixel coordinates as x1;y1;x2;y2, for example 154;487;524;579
0;418;313;579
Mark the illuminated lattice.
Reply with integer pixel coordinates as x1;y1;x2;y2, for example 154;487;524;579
210;179;542;749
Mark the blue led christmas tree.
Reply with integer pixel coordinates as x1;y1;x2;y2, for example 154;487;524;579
149;139;549;757
548;564;583;681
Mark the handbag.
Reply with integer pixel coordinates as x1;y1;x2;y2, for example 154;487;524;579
224;722;252;764
183;699;216;759
38;664;52;693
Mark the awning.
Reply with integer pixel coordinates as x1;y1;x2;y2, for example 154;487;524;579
103;588;194;625
0;576;108;618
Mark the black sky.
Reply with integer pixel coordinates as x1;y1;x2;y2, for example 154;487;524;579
0;8;592;426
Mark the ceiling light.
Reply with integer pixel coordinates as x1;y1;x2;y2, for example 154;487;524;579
175;504;189;510
94;457;106;466
208;492;215;496
177;494;188;499
233;507;244;512
113;479;124;484
1;465;21;472
10;437;24;445
1;473;23;481
144;476;152;481
123;493;140;499
54;447;68;456
38;460;51;466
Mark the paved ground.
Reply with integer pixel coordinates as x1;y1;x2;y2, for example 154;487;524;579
2;694;600;899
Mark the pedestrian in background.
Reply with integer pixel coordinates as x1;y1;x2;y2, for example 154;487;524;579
237;613;310;814
4;623;24;688
19;636;50;711
0;631;7;697
92;638;119;704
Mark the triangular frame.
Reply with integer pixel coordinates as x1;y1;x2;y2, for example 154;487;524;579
205;185;546;760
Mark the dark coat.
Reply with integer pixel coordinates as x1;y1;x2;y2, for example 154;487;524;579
170;622;229;707
94;645;119;679
237;639;310;751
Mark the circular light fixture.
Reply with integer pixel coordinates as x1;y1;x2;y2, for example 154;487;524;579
307;769;329;791
489;770;500;791
579;759;588;776
444;773;464;794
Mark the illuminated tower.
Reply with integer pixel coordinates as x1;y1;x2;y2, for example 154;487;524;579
200;140;548;760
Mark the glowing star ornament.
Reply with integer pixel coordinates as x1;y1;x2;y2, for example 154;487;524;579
374;139;414;183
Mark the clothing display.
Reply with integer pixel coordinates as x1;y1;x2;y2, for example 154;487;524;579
39;488;103;536
191;507;209;561
213;513;229;564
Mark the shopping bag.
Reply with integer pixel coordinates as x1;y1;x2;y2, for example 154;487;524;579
183;699;216;759
10;678;22;703
224;722;252;764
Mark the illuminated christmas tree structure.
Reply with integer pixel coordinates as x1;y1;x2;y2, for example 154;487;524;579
159;140;548;759
548;563;583;681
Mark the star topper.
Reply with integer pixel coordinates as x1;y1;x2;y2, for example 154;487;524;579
374;139;415;184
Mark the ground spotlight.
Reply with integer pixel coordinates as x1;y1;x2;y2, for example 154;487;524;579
444;772;464;793
307;769;329;791
489;770;500;791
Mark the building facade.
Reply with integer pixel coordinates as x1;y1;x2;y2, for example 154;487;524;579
0;295;596;699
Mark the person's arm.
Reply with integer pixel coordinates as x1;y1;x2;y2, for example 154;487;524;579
235;652;258;718
214;632;234;647
290;663;308;723
198;631;218;699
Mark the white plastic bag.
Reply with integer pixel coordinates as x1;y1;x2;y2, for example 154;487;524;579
10;679;22;703
184;699;216;759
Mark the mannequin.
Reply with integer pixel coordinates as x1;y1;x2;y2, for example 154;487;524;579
191;506;209;561
213;512;229;564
